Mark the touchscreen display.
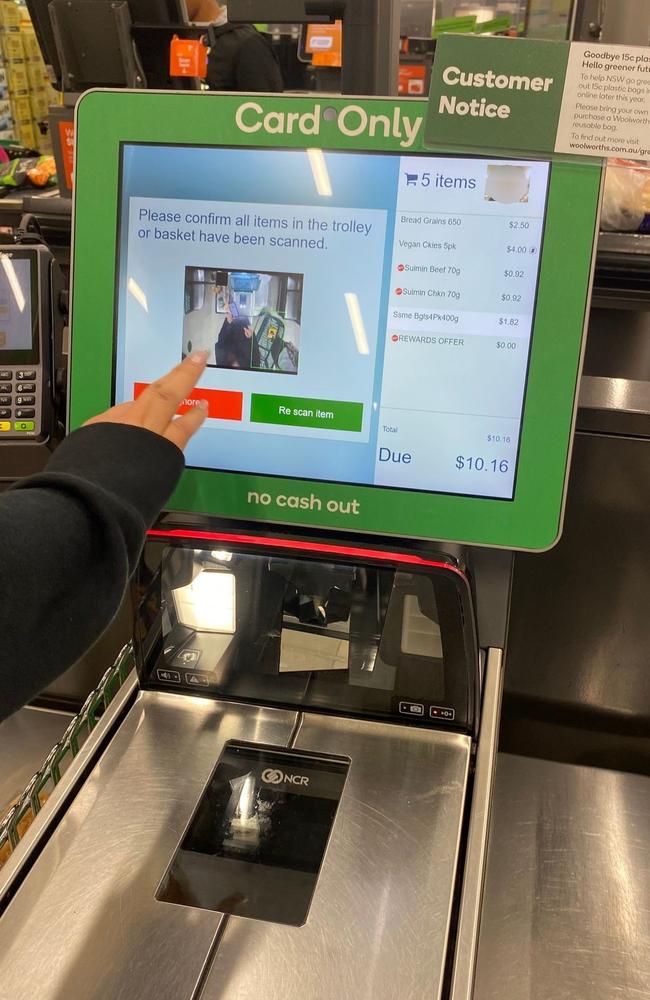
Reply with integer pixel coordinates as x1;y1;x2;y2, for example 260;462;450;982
115;145;550;500
0;254;34;357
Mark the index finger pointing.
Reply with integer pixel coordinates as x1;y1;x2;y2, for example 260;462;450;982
135;351;209;431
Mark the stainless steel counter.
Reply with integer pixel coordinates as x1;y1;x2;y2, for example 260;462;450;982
0;693;297;1000
0;706;73;816
0;691;471;1000
199;714;470;1000
473;753;650;1000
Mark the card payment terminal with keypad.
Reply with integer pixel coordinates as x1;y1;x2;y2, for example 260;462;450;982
0;245;58;444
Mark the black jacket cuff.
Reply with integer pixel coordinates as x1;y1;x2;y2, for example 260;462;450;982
17;423;185;526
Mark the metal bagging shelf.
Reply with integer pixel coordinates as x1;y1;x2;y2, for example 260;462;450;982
0;642;133;865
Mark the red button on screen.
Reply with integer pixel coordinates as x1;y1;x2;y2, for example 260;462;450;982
134;383;243;421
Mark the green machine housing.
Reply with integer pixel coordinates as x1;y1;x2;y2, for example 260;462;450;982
69;91;602;550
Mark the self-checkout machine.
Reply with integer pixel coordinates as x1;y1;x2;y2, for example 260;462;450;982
0;49;602;999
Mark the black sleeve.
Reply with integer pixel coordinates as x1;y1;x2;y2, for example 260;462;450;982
0;423;184;721
206;41;234;91
235;34;284;93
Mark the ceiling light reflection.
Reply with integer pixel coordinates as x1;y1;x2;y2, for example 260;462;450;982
307;148;332;197
127;276;148;312
210;550;233;562
344;292;369;355
1;256;25;313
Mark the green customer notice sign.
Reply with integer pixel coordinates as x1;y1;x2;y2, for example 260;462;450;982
427;35;650;160
426;35;570;152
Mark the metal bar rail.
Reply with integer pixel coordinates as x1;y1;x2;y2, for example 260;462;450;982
0;642;133;865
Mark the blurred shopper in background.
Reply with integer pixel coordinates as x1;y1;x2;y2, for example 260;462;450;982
187;1;284;92
214;305;254;369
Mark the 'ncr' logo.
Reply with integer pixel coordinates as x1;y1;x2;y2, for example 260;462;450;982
262;767;310;786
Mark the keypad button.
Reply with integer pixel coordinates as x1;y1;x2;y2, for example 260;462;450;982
0;383;12;393
0;408;10;419
14;420;35;432
16;370;36;380
0;421;11;432
15;408;35;418
15;395;35;406
0;370;11;381
16;383;35;393
0;395;11;407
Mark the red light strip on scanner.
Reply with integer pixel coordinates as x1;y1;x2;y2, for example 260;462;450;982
147;528;467;580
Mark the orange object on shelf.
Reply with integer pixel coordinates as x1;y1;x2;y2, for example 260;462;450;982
58;120;75;189
169;36;208;78
27;155;57;187
306;21;342;68
398;64;426;96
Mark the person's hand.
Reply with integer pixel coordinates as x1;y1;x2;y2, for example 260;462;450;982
244;326;253;339
85;351;209;451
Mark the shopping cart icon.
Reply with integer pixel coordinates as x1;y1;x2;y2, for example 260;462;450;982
405;173;418;186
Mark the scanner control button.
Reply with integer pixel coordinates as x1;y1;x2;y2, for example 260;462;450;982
398;700;425;717
16;370;36;380
176;649;201;666
430;706;456;721
185;673;209;687
16;383;35;393
156;668;181;684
